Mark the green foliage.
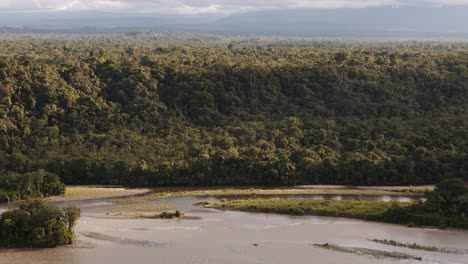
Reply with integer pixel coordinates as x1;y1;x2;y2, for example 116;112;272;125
0;34;467;186
0;200;80;248
0;170;65;202
216;178;468;228
216;198;404;219
64;206;81;232
416;178;468;217
372;178;468;228
435;178;467;200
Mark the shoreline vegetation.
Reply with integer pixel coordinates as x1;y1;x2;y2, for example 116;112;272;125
213;198;411;221
213;198;467;229
212;178;468;229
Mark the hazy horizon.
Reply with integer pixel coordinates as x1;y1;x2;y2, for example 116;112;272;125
2;0;468;13
1;1;468;37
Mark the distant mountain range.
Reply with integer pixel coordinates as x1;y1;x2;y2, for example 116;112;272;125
1;6;468;37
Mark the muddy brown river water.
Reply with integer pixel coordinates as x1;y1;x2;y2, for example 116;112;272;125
0;195;467;264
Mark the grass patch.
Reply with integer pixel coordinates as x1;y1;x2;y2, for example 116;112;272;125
51;186;151;201
213;198;468;229
213;198;411;221
370;239;468;254
313;243;422;261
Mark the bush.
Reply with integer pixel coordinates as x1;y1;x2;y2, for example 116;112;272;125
175;210;183;218
159;211;176;219
423;178;468;216
435;178;467;200
160;210;184;219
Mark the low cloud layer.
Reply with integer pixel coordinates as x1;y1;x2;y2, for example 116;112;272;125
1;0;468;13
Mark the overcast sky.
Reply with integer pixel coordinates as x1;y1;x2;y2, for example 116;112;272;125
1;0;468;14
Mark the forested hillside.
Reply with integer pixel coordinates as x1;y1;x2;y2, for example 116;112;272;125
0;34;467;187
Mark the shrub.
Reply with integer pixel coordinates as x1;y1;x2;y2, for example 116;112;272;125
435;178;467;201
159;211;176;219
175;210;183;218
160;210;184;219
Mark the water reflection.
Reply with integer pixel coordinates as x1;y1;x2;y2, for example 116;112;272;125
217;194;420;202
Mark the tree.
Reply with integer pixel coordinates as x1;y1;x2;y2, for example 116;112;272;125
64;206;81;233
435;178;467;200
424;178;468;216
0;200;79;248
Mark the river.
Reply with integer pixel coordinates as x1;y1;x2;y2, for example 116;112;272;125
0;194;466;264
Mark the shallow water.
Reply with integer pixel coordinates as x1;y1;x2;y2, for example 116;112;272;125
0;196;467;264
216;194;420;202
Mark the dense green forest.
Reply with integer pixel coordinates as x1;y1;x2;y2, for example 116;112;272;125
0;33;467;188
0;170;65;202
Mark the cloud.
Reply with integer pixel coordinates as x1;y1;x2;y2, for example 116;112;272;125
1;0;468;13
